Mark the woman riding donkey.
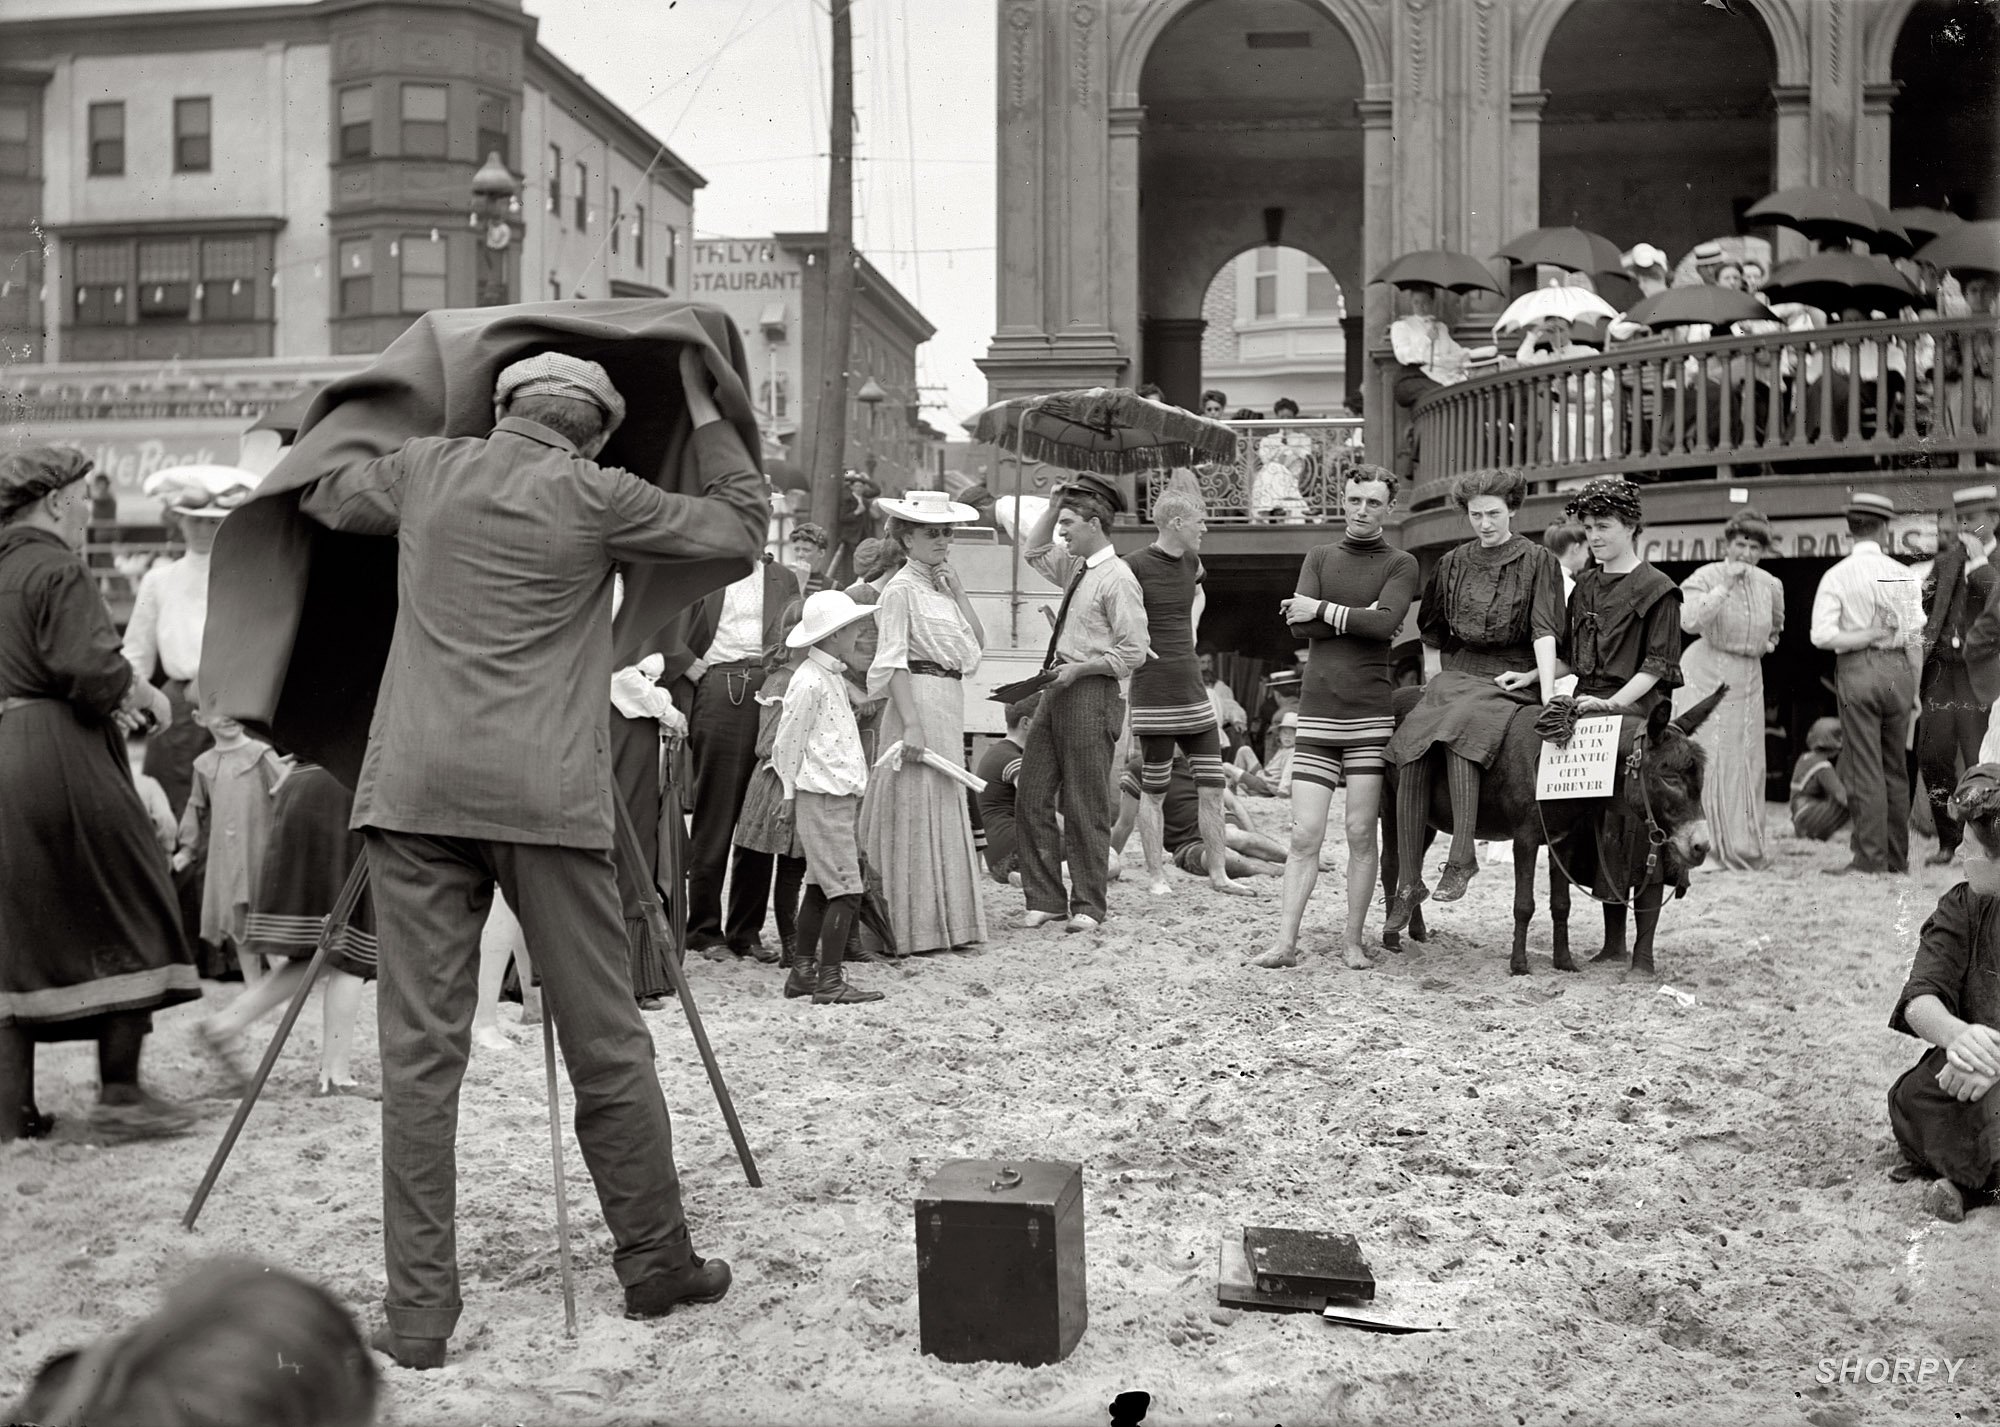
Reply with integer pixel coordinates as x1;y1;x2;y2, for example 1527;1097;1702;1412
1385;469;1566;934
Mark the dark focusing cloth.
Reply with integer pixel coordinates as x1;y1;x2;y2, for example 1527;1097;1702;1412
0;527;199;1034
199;299;767;789
1387;535;1565;769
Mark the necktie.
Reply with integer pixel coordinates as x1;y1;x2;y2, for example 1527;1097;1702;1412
1043;563;1089;671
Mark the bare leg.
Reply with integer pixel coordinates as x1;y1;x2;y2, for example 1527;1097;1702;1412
1137;791;1173;896
1227;826;1291;863
203;960;308;1042
1340;774;1385;968
1252;780;1333;968
319;970;366;1086
232;937;261;988
1199;784;1257;897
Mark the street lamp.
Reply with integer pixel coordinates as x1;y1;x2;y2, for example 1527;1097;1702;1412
471;151;521;307
855;375;887;477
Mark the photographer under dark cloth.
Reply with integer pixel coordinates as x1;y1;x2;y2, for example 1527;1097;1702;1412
294;349;767;1368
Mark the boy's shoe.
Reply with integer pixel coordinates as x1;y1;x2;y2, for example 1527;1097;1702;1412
624;1257;733;1319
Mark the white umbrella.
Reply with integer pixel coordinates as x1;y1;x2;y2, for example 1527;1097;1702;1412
141;463;261;515
1492;285;1619;337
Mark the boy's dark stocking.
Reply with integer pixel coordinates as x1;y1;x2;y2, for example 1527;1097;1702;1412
813;895;882;1004
786;884;826;999
774;854;806;965
97;1012;147;1105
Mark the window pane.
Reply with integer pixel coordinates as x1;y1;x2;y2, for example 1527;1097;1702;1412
202;237;260;321
0;102;27;177
338;236;373;277
175;97;210;136
1253;273;1276;318
476;92;509;164
548;144;562;215
176;98;212;173
401;84;447;122
610;187;620;254
574;162;586;230
400;235;447;312
75;241;130;284
89;102;123;141
1304;267;1339;315
202;237;256;280
138;241;192;283
88;102;123;176
634;204;645;266
340;87;370;125
340;88;372;159
1254;246;1277;273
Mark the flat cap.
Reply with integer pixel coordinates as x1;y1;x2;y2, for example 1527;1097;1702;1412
494;353;627;439
0;446;92;522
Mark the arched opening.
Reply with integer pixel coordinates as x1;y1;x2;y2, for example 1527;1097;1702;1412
1539;0;1776;261
1137;0;1365;410
1891;0;2000;218
1197;244;1348;416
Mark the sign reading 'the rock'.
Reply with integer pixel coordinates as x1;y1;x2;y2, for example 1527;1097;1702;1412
1536;715;1621;800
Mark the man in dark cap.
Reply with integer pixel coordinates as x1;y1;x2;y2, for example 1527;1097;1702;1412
1917;485;2000;865
1017;473;1151;933
293;348;765;1367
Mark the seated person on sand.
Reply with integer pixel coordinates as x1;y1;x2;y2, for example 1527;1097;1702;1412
1888;763;2000;1223
1788;717;1849;841
1229;712;1296;798
1110;751;1289;881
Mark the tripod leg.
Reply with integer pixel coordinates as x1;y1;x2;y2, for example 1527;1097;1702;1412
611;797;763;1189
183;857;369;1230
541;1008;578;1338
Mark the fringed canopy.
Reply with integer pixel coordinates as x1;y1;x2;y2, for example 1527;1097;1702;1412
970;387;1239;475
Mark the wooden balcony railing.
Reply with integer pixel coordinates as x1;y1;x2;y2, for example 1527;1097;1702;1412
1407;315;1999;509
1138;416;1367;525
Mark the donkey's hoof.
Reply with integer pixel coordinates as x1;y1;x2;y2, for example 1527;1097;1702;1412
1588;947;1624;965
1552;956;1580;974
1508;956;1530;977
1623;960;1658;982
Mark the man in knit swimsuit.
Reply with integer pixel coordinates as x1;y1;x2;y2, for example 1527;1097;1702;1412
1253;464;1419;970
1125;485;1254;898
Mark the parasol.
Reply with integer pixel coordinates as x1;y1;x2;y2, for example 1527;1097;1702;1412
1623;286;1773;329
1492;285;1618;335
1371;250;1503;295
1915;220;2000;279
1760;252;1920;314
1493;226;1626;276
1895;207;1965;246
969;386;1238;474
1745;187;1910;255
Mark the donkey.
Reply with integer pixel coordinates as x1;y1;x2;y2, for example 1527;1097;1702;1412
1379;685;1725;977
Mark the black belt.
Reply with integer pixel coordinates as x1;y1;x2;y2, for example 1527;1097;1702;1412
908;660;961;680
704;660;760;672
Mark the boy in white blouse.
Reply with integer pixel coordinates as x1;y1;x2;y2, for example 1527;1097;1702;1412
773;589;883;1005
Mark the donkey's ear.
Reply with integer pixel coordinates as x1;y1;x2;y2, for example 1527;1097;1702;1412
1671;684;1728;737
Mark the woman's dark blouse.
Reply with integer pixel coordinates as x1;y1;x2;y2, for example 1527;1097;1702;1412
0;527;134;717
1893;882;2000;1038
1561;563;1683;715
1418;534;1566;677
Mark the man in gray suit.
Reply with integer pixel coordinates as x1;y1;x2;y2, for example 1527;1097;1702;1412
297;347;766;1367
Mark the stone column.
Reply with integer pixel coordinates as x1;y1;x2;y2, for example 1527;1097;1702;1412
1856;81;1899;205
1359;94;1397;467
1770;83;1813;262
979;0;1127;402
1142;317;1206;412
1107;104;1144;386
1450;0;1513;327
1807;0;1863;189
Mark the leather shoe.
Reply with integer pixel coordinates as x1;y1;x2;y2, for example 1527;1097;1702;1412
1014;911;1062;930
369;1326;447;1370
1433;861;1478;903
624;1257;732;1319
731;938;781;965
1383;883;1427;935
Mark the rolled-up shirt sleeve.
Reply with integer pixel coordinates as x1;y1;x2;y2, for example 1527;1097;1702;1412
1099;568;1151;681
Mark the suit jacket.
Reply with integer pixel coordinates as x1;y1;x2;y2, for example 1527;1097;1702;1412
688;559;805;674
1923;541;2000;680
297;418;764;849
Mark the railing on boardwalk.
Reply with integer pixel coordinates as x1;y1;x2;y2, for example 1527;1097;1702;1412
1136;416;1367;524
1406;315;2000;508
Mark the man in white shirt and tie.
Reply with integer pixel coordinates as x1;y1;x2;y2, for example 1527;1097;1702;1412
1810;492;1925;875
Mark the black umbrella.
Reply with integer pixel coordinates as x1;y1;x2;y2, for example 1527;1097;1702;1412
1916;221;2000;279
765;457;811;494
1761;252;1919;313
1895;207;1965;246
1493;226;1625;276
1745;187;1910;255
969;386;1237;474
1371;249;1503;295
1624;286;1773;329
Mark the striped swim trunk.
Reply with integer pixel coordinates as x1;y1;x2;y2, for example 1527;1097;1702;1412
1138;727;1226;789
1290;740;1390;791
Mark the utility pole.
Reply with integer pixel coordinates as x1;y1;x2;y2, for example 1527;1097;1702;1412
806;0;857;533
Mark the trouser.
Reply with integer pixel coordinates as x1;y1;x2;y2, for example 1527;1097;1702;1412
687;663;771;946
1836;649;1918;872
365;829;693;1340
1018;674;1124;923
1918;662;1988;853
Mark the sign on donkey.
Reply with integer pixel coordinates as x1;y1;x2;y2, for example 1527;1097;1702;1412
1536;715;1621;800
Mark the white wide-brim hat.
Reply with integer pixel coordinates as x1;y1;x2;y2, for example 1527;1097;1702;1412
876;489;979;525
786;588;880;648
143;463;260;518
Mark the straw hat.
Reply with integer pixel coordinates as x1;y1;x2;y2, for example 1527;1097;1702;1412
1953;484;1999;511
875;489;979;525
1844;492;1896;520
785;589;880;648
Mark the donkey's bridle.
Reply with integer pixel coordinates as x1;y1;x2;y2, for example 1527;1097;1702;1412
1535;727;1671;908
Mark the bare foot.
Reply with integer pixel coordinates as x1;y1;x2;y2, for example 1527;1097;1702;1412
1210;877;1261;898
1341;944;1374;970
518;989;544;1026
1249;945;1301;969
472;1024;514;1053
1147;876;1173;897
